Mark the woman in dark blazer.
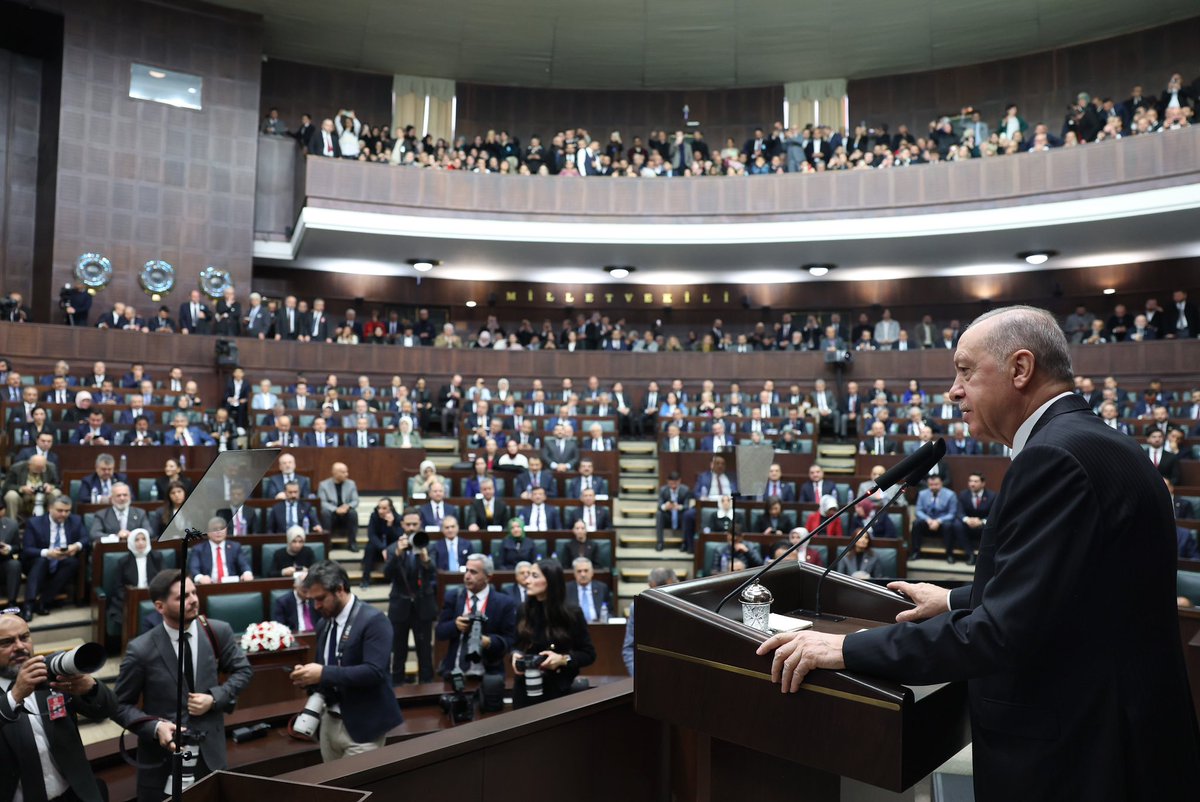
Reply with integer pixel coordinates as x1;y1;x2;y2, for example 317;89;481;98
362;497;401;586
511;559;596;708
269;527;316;577
109;528;164;631
150;480;189;536
154;458;194;501
754;497;795;536
834;529;884;579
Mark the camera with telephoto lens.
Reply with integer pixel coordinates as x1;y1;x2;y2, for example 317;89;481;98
0;297;15;316
292;691;326;737
515;653;547;672
464;612;487;662
163;729;205;795
438;669;475;723
517;652;548;699
45;642;105;678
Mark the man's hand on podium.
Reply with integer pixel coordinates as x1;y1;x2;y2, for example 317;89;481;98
887;581;950;623
756;631;846;693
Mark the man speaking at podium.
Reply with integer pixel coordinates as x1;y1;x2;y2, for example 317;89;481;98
759;306;1199;800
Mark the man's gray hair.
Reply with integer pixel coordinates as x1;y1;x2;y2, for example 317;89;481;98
95;452;115;467
466;553;494;575
572;557;593;569
968;305;1073;384
514;560;531;572
647;567;678;588
207;516;228;532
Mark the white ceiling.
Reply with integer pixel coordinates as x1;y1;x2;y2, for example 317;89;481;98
253;186;1200;287
213;0;1198;89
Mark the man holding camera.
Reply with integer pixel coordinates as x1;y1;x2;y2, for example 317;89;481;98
435;554;518;678
0;611;118;801
114;570;252;801
290;561;400;762
384;508;438;685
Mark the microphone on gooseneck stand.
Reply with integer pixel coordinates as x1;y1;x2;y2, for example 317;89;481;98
713;438;947;617
804;438;947;621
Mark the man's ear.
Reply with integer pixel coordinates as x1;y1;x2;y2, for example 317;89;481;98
1010;349;1036;389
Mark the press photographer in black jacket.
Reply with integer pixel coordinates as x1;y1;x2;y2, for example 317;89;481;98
511;559;595;707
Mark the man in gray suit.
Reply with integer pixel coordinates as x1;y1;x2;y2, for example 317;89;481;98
243;291;271;339
115;569;252;801
318;462;360;552
542;423;580;472
87;481;151;542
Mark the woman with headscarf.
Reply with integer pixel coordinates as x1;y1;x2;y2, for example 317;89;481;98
511;559;596;708
805;495;845;538
270;526;316;577
109;528;163;631
406;459;445;499
392;416;423;448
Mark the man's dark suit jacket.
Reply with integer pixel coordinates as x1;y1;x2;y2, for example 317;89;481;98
70;423;116;445
216;506;259;534
313;600;402;742
565;579;613;614
263;473;312;499
842;394;1200;801
495;535;538;569
384;550;438;620
272;591;318;631
466;498;511;529
514;470;557;497
957;488;997;522
431;537;473;571
0;677;119;801
114;617;252;796
558;538;600;566
1153;449;1182;485
188;540;252;578
520;505;562;530
301;431;339;447
566;505;611;531
435;587;518;676
22;513;88;559
267;501;319;534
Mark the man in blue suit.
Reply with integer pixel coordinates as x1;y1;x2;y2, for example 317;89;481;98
435;553;518;678
301;418;338;447
910;475;964;563
430;516;472;572
74;453;127;504
163;412;216;446
263;454;313;499
268;483;324;534
565;459;609;498
693;455;738;500
418;482;455;528
189;517;254;582
273;581;318;631
70;410;116;445
944;423;981;455
520;487;562;531
759;463;796;502
21;496;87;617
290;561;401;762
956;472;996;566
796;463;836;504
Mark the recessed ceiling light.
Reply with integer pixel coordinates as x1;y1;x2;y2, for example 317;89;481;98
465;300;477;308
407;259;438;272
804;264;834;277
187;87;197;94
148;70;166;79
605;265;635;279
1017;250;1058;265
1102;287;1116;295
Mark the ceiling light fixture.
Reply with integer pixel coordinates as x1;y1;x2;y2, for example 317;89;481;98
1102;287;1116;295
605;265;635;279
804;263;835;277
407;259;438;272
465;300;477;308
1017;250;1058;265
148;70;166;79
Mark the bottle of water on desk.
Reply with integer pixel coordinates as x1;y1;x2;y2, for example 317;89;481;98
119;453;127;474
179;453;187;470
599;602;609;624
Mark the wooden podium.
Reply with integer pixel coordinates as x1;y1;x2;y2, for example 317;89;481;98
634;561;971;800
183;771;371;801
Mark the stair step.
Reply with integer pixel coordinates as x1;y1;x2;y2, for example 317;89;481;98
619;458;658;473
819;444;857;457
422;438;459;452
618;441;656;455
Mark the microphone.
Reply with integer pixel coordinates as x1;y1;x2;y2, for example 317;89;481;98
873;438;946;493
712;438;946;619
804;438;946;620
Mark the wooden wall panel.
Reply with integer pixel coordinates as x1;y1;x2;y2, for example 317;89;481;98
848;17;1200;136
258;58;393;137
41;0;263;322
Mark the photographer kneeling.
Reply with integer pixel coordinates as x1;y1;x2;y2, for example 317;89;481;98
0;611;118;802
511;559;596;708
